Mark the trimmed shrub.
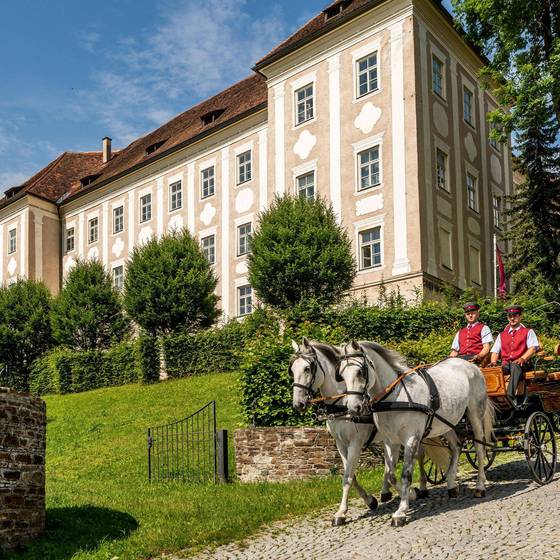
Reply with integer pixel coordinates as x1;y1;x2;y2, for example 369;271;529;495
29;342;140;395
138;333;159;384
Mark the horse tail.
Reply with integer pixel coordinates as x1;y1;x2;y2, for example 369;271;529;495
483;398;496;444
422;437;450;470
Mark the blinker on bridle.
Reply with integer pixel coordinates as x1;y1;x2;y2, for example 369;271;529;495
336;349;370;398
291;351;319;396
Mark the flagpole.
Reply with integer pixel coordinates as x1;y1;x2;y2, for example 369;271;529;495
493;233;497;299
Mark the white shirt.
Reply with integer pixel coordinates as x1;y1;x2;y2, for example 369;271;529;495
490;324;539;354
451;322;493;352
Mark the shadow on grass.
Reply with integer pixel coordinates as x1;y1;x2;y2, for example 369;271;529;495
7;505;138;560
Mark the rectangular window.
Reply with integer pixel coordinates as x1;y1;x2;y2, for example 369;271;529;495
88;217;98;244
295;83;314;125
432;55;444;98
201;166;215;199
140;194;152;223
358;146;381;191
113;206;124;234
238;285;253;316
359;227;382;270
237;151;252;185
65;227;75;253
467;172;478;212
436;149;448;191
112;265;124;291
297;171;315;199
469;246;481;285
489;121;500;150
169;181;182;212
357;52;378;97
463;86;474;126
201;234;215;265
8;228;16;254
439;227;453;270
237;222;252;256
493;195;502;229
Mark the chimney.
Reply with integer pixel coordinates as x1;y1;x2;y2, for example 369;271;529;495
102;137;112;163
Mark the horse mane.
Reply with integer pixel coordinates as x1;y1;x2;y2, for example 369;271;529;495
360;341;408;373
309;341;340;366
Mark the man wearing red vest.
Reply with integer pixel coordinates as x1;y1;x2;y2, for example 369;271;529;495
490;305;539;409
450;302;493;362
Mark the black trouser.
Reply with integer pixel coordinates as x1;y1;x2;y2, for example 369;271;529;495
502;362;529;407
458;354;476;361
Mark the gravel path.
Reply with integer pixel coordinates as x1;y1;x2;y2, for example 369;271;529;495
170;460;560;560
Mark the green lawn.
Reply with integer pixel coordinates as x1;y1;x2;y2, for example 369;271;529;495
10;374;385;560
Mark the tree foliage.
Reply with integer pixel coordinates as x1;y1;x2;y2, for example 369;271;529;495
123;229;219;336
453;0;560;290
0;279;53;391
248;195;356;310
51;260;129;351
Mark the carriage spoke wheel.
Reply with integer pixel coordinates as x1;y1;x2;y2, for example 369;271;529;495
422;453;446;485
524;412;557;485
463;438;496;471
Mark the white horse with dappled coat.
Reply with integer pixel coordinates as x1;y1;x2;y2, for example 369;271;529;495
290;338;450;526
337;340;495;526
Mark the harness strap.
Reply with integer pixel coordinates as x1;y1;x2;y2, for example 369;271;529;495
370;363;427;404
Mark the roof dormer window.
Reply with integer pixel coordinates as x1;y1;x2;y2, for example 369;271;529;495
80;173;101;187
201;109;225;126
145;140;167;156
323;0;351;20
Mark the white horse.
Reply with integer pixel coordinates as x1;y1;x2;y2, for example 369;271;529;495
290;338;449;526
337;340;495;526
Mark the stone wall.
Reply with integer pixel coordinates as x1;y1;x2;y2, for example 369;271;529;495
0;387;46;551
235;427;382;483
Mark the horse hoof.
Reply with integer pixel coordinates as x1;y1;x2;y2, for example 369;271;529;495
368;496;378;510
474;489;486;499
332;517;346;527
417;489;429;499
380;492;393;503
448;487;459;499
391;516;407;527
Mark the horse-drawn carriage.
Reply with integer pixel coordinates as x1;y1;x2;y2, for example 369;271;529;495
424;349;560;486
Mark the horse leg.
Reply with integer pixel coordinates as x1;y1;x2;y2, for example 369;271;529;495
443;431;461;497
468;403;488;498
391;434;420;527
381;441;400;503
416;444;429;499
332;441;361;526
352;476;378;511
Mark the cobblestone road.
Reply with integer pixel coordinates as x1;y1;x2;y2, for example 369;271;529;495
172;461;560;560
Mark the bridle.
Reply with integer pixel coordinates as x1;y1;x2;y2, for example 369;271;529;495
336;347;372;399
290;350;323;397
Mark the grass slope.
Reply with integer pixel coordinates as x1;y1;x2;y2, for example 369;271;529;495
10;374;384;560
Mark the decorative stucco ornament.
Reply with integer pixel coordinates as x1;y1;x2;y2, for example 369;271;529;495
464;132;477;162
64;256;75;273
354;102;382;134
235;188;254;214
7;257;17;276
200;203;216;226
168;214;184;232
355;194;384;216
235;262;248;275
139;226;153;245
433;102;449;138
293;130;317;160
112;237;125;258
87;246;99;260
490;154;503;184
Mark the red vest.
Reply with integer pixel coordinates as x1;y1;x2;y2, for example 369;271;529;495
500;325;530;364
458;323;485;355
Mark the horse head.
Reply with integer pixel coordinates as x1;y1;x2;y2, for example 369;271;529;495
337;340;373;415
290;337;324;412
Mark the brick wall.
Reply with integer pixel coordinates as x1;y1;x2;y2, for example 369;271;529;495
234;427;382;483
0;387;46;551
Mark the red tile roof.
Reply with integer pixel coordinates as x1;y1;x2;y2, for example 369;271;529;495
0;152;105;209
67;73;268;202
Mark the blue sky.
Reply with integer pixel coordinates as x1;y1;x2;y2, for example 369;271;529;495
0;0;453;194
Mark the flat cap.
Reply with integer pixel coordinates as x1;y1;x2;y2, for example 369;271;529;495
463;302;480;312
505;305;523;314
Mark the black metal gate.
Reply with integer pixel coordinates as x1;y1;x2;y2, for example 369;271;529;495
147;401;228;483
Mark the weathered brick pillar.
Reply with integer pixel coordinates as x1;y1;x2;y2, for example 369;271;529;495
0;387;46;551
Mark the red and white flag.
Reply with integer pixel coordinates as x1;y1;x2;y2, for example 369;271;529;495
496;244;506;298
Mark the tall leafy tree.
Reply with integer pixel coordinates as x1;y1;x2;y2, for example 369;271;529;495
123;229;219;336
51;259;129;350
453;0;560;290
248;195;356;310
0;279;53;391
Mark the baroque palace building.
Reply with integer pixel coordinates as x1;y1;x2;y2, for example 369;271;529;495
0;0;513;318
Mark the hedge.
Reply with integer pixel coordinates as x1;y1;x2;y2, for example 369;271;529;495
29;341;140;395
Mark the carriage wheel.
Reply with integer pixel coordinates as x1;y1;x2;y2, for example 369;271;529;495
463;438;496;471
524;411;557;485
422;453;447;485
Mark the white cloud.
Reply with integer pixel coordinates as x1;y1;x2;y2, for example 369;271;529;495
0;170;30;192
78;0;288;146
